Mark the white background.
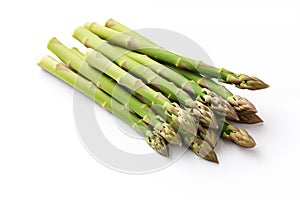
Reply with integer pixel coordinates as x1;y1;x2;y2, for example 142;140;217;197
1;0;300;199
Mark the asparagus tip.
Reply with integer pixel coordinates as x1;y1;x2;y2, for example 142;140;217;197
145;134;169;157
205;150;219;163
154;122;183;146
187;137;219;163
227;95;257;114
237;113;264;124
226;107;239;121
236;74;269;90
170;103;198;136
223;124;256;148
198;126;219;148
160;146;169;157
193;101;218;129
200;88;239;121
235;128;256;148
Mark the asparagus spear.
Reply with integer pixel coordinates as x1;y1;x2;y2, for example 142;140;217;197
38;55;169;156
70;47;182;145
47;37;198;136
99;19;269;90
167;66;257;114
112;45;238;121
73;26;218;129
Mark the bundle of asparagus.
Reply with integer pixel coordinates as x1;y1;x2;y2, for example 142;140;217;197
38;19;268;163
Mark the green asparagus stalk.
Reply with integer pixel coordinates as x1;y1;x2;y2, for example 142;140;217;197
167;66;258;114
70;47;182;145
47;37;198;136
73;26;218;129
100;19;269;90
112;45;238;121
38;55;169;156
